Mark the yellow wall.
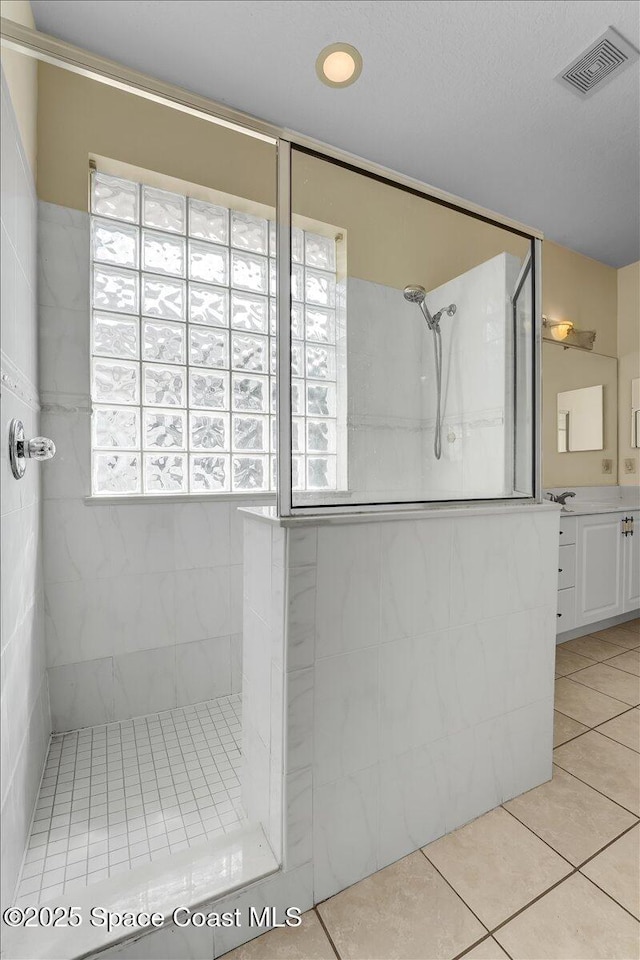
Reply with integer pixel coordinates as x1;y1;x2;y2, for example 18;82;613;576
541;242;619;487
542;343;617;488
617;261;640;484
0;1;37;173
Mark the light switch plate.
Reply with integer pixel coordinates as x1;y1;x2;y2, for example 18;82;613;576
624;458;637;474
601;458;613;474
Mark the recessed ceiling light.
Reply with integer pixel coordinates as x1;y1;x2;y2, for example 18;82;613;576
316;43;363;88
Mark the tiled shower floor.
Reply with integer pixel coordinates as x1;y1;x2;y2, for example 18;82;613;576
14;694;244;906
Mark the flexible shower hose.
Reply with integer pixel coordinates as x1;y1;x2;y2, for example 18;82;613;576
432;323;443;460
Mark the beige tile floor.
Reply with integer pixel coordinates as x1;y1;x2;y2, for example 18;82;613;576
223;620;640;960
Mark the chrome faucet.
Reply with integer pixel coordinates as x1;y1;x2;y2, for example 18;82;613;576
547;491;576;505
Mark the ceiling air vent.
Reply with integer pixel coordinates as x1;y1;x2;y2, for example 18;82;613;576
557;26;639;98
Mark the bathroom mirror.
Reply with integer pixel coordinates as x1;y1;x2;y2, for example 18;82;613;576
557;384;603;452
542;342;617;485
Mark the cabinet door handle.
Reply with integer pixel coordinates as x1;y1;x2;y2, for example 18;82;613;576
558;568;563;573
557;612;562;618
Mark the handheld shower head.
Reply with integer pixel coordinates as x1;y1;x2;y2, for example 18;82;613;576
403;284;426;304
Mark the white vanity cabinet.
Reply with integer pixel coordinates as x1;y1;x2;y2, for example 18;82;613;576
556;509;639;634
572;511;638;628
624;512;640;611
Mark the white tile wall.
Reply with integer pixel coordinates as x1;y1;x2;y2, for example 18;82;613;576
280;506;559;903
1;67;50;906
241;519;284;862
38;200;275;730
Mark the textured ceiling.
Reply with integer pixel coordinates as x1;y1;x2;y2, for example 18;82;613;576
31;0;640;266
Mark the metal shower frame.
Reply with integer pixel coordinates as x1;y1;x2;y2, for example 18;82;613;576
1;16;544;517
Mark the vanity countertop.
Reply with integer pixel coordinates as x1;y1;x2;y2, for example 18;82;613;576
545;485;639;516
559;501;638;516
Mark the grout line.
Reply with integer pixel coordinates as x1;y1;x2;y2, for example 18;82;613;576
575;819;639;872
577;861;640;924
561;672;639;707
499;805;575;870
314;906;342;959
419;848;490;936
488;869;581;940
501;789;638;875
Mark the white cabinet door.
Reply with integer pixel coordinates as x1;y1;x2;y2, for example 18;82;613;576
623;511;640;613
576;514;624;625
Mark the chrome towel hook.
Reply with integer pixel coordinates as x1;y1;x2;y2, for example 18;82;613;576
8;419;56;479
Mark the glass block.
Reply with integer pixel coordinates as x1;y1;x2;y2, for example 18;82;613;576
270;454;277;490
305;267;336;307
143;363;186;406
292;417;305;453
92;406;140;449
232;455;267;491
189;371;228;410
92;218;139;268
305;306;334;343
269;259;277;297
93;452;140;495
292;379;304;415
144;408;186;449
93;264;139;314
93;312;138;360
190;454;229;492
307;382;336;418
307;456;337;490
291;263;304;302
231;291;268;333
307;418;336;453
292;227;304;263
231;250;268;294
268;221;302;261
189;240;229;285
144;453;186;493
189;326;228;368
305;232;336;270
189;283;228;327
232;374;268;412
272;301;303;338
270;416;277;452
231;211;268;254
306;344;335;380
270;339;276;376
190;413;229;451
91;172;139;223
292;455;305;491
188;200;228;244
92;358;139;405
291;341;303;377
142;320;185;364
232;333;267;373
142;230;186;277
142;274;185;321
269;299;277;336
142;186;186;234
232;414;267;452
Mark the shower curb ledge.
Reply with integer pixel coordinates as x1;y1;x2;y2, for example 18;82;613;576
2;824;278;960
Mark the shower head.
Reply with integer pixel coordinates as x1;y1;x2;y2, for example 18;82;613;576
403;284;427;304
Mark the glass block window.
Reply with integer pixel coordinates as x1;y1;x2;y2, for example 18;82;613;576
90;171;340;495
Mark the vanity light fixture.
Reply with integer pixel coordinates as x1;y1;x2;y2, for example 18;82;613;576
544;318;574;341
316;43;363;88
543;316;596;351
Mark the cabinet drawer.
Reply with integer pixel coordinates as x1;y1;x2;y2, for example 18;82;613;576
556;587;576;631
558;517;576;546
558;544;576;589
